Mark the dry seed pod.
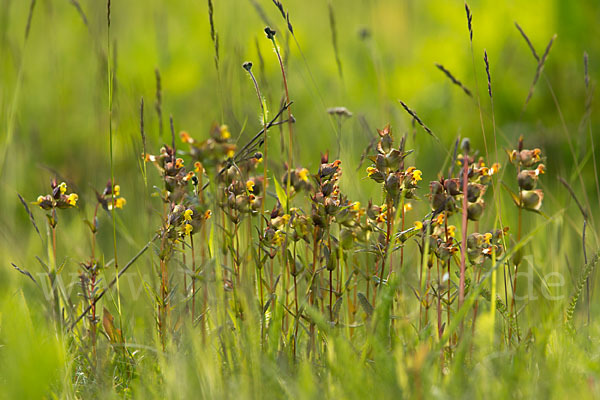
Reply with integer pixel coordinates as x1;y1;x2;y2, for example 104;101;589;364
467;200;484;221
521;189;544;210
430;180;444;195
467;183;486;203
517;170;538;190
444;178;461;196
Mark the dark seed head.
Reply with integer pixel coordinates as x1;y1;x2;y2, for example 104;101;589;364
264;27;276;39
461;138;471;153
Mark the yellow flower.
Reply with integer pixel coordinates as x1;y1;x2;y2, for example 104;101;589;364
204;210;212;219
184;209;193;221
66;193;78;206
183;171;194;182
59;182;67;194
220;125;231;139
483;232;492;245
180;131;193;143
413;220;423;230
403;202;413;212
435;213;445;225
108;197;126;210
281;214;290;226
273;230;284;246
183;223;193;236
113;184;121;196
411;169;422;183
535;164;545;176
490;163;501;175
352;201;361;212
447;225;456;237
246;180;255;193
115;197;126;209
226;149;235;159
298;168;309;182
367;166;377;177
175;158;184;169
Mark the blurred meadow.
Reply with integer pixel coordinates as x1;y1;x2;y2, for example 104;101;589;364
1;0;600;398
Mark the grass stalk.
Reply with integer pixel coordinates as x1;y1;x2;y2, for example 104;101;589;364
458;149;468;313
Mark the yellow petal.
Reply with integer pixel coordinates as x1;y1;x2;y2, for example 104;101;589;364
220;125;231;139
298;168;309;182
67;193;78;206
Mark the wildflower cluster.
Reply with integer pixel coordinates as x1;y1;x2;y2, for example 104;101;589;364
282;165;312;196
34;179;79;211
95;180;126;211
467;227;509;265
430;143;500;222
261;201;291;254
334;199;367;249
366;124;420;200
222;177;262;222
509;138;545;211
180;124;237;168
144;145;196;203
310;154;343;229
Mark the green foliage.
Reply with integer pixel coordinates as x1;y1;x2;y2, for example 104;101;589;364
1;0;600;398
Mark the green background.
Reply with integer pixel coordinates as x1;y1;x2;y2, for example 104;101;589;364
0;0;599;397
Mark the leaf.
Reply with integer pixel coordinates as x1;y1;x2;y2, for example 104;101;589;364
56;259;67;275
84;219;97;234
396;227;418;243
501;182;521;207
45;213;57;229
102;307;116;342
208;219;215;257
263;295;275;314
357;292;373;317
17;193;42;242
102;307;123;343
35;256;50;273
273;174;288;210
332;296;343;320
